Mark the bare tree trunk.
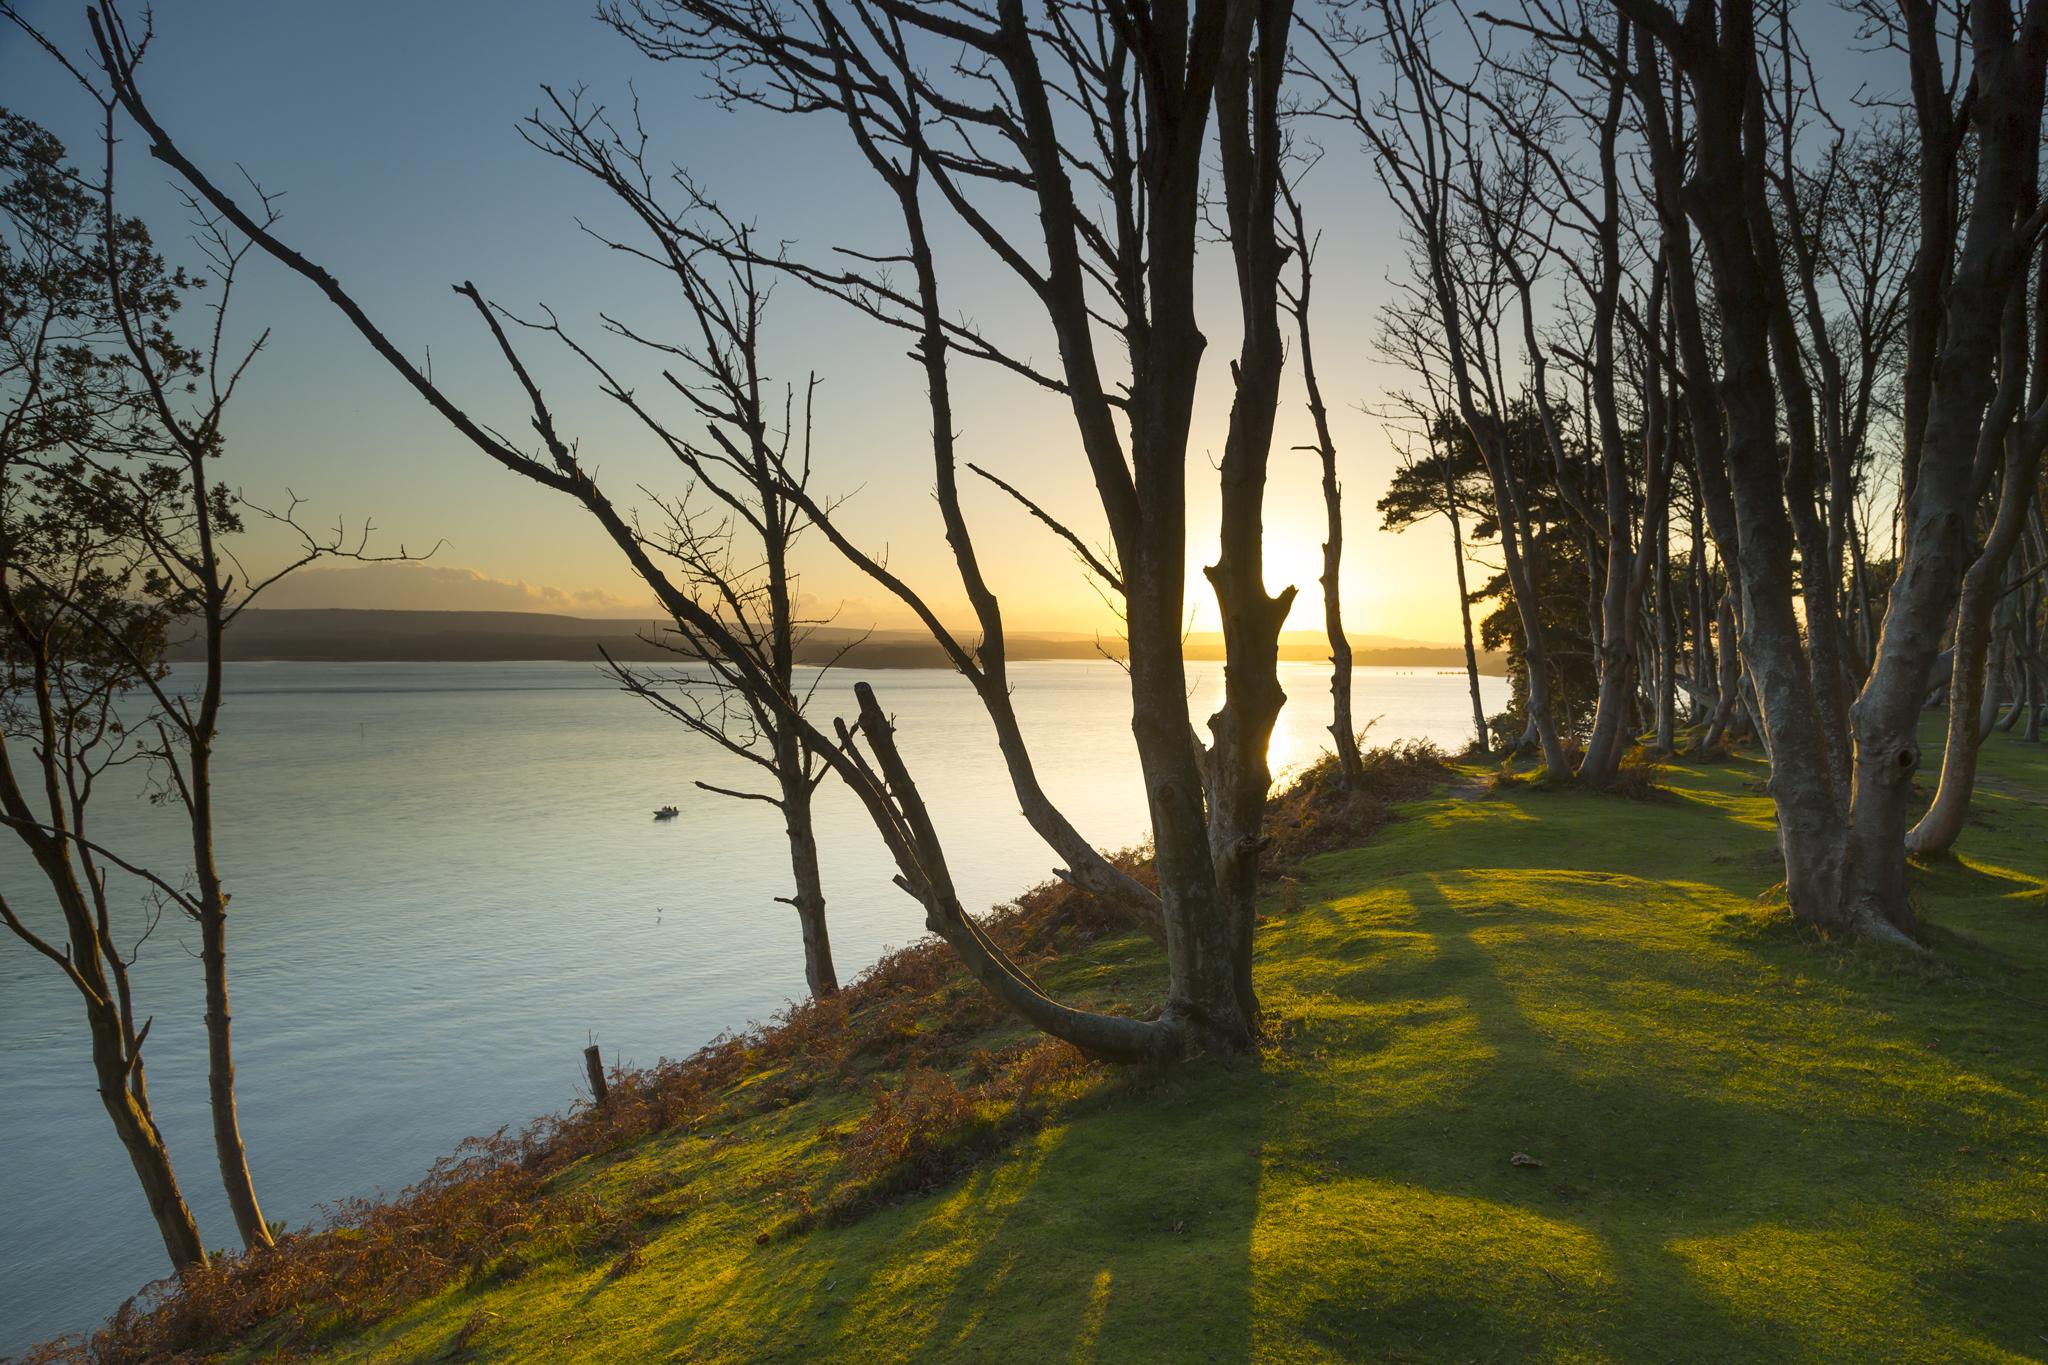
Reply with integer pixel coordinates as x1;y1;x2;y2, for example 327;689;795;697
1449;463;1490;755
1577;52;1659;785
1655;507;1678;751
1702;588;1741;748
1281;177;1362;788
1678;39;1853;922
88;966;207;1269
1199;0;1298;1038
1846;8;2043;913
200;906;269;1250
1983;627;2012;739
1689;496;1713;722
100;1044;208;1269
1849;517;1879;680
846;684;1169;1061
777;747;837;997
1319;469;1361;785
1908;448;2039;854
190;632;272;1252
2026;636;2044;741
0;816;206;1270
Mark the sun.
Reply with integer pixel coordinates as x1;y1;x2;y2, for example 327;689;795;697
1182;523;1329;635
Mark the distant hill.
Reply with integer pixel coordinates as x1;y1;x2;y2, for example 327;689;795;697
172;609;1505;675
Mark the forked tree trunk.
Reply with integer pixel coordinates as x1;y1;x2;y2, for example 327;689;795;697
1202;0;1297;1039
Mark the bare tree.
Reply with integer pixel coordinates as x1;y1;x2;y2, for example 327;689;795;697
491;120;853;996
597;0;1302;1044
1311;0;1575;777
526;84;1169;946
90;0;1302;1059
1279;161;1365;786
1604;0;2047;935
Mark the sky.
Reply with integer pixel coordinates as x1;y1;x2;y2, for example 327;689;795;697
0;2;1731;644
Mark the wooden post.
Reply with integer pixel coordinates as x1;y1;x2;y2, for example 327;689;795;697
584;1044;608;1107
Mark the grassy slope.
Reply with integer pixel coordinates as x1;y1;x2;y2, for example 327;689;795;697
321;735;2048;1365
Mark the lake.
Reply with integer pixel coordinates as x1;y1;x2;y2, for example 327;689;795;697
0;658;1503;1350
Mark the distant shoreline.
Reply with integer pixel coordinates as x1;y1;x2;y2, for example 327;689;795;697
171;609;1509;676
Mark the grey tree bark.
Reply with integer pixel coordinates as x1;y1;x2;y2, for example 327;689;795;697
1908;430;2046;854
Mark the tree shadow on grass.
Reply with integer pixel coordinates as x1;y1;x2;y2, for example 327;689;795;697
478;776;2046;1364
1260;872;2047;1362
614;1070;1265;1364
1252;873;1804;1360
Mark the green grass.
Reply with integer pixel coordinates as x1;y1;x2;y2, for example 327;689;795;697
287;734;2048;1363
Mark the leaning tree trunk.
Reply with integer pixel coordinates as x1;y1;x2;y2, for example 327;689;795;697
1840;0;2045;932
89;1004;207;1270
847;684;1169;1061
18;823;207;1269
1908;443;2040;855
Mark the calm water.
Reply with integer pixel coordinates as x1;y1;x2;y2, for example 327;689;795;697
0;658;1502;1350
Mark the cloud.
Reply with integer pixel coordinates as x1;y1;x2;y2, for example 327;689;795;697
256;561;655;616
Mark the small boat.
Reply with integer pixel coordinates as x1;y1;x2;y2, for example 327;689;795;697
653;806;680;820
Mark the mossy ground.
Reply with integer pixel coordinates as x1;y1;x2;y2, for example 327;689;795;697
271;733;2048;1363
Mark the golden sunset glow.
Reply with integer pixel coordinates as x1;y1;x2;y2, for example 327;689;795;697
5;2;2043;1362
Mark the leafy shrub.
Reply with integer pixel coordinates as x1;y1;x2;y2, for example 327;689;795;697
1260;739;1450;866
